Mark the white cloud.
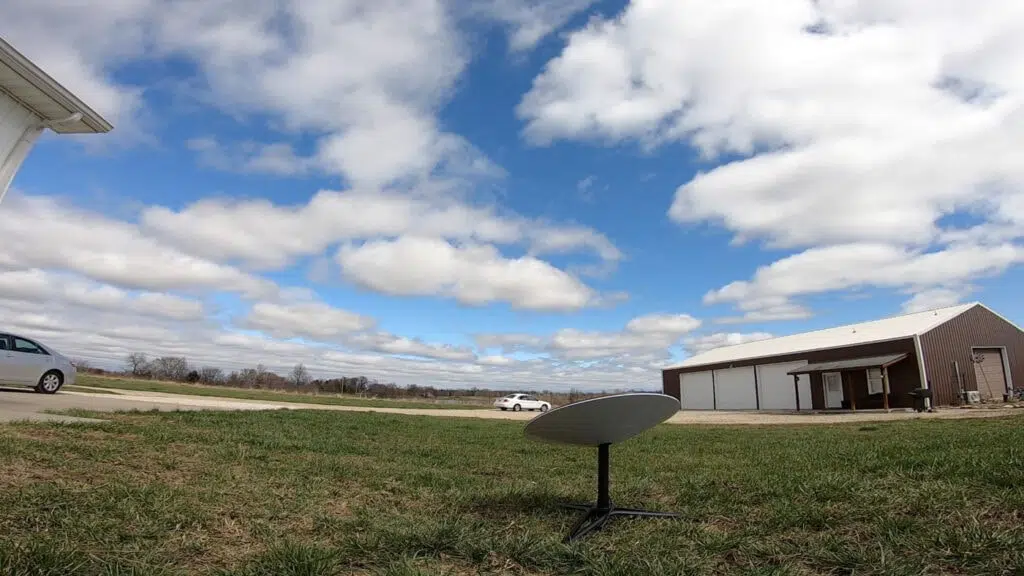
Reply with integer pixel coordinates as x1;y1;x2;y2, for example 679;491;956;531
0;269;205;321
474;313;702;366
624;313;702;335
0;194;277;299
683;332;775;355
239;302;376;340
901;288;972;314
705;242;1022;315
0;0;488;187
519;0;1024;315
336;236;599;311
713;301;812;325
141;189;620;273
345;332;477;362
187;137;317;177
473;0;598;52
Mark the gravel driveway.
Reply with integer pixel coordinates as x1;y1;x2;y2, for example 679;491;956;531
2;387;1020;425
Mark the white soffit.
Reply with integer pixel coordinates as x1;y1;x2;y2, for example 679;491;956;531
0;36;112;134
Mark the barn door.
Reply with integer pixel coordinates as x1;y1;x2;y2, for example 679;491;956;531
972;348;1007;402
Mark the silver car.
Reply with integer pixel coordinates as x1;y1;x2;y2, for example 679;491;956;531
0;332;76;394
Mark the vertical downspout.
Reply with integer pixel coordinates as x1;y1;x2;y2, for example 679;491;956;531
913;335;932;410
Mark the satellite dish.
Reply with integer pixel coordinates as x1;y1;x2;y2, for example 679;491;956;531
524;392;680;447
524;393;681;542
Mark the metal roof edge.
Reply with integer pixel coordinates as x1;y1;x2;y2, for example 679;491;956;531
913;302;978;337
0;36;113;133
662;335;914;372
975;302;1024;333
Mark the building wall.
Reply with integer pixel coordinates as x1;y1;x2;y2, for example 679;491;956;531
919;304;1024;405
664;338;922;410
0;89;44;202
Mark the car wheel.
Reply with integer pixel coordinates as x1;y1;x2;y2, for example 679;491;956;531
36;370;64;394
540;404;549;412
513;404;521;412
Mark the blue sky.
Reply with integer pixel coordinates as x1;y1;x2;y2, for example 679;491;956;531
1;0;1022;390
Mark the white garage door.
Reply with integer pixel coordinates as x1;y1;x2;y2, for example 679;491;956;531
679;371;715;410
756;361;811;410
713;366;757;410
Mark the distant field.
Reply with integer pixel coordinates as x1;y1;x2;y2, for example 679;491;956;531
2;409;1023;575
75;374;483;410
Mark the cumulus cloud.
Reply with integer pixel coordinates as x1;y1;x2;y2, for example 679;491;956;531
704;242;1022;316
519;0;1024;317
239;302;376;340
141;189;620;273
474;313;703;365
0;0;484;187
0;269;206;321
0;194;277;299
336;236;600;311
683;332;775;355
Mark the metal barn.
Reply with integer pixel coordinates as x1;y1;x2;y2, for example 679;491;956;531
662;303;1024;411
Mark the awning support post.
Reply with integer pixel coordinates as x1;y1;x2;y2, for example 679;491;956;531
882;366;891;412
793;374;801;411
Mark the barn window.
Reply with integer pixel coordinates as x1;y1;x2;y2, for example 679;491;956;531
866;368;884;394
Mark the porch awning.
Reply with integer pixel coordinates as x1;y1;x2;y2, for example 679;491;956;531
786;353;908;375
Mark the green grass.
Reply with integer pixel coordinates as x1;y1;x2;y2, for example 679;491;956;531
2;409;1024;575
75;374;482;410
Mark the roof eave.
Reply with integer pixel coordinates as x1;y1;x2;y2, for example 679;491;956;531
663;335;916;372
0;37;113;134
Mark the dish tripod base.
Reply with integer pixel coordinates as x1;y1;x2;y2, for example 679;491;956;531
559;443;680;543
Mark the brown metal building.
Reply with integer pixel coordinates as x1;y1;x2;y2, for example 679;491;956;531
662;302;1023;411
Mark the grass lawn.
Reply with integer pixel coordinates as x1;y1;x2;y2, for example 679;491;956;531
2;410;1024;575
75;374;482;410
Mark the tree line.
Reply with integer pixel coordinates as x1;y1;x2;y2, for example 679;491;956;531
70;353;610;404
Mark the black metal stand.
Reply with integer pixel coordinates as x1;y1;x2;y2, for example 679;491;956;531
559;443;679;542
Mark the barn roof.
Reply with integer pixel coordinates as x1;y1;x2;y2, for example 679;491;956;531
667;302;979;370
0;37;112;134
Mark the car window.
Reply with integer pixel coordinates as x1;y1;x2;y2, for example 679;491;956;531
0;335;7;350
12;337;46;355
523;395;536;401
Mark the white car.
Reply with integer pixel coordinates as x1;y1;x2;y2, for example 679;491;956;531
494;393;551;412
0;332;76;394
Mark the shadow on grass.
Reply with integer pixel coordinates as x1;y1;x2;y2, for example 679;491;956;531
459;487;583;522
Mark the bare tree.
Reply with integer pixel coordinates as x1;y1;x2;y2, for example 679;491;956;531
199;367;224;384
125;352;149;376
289;363;311;387
150;356;190;381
